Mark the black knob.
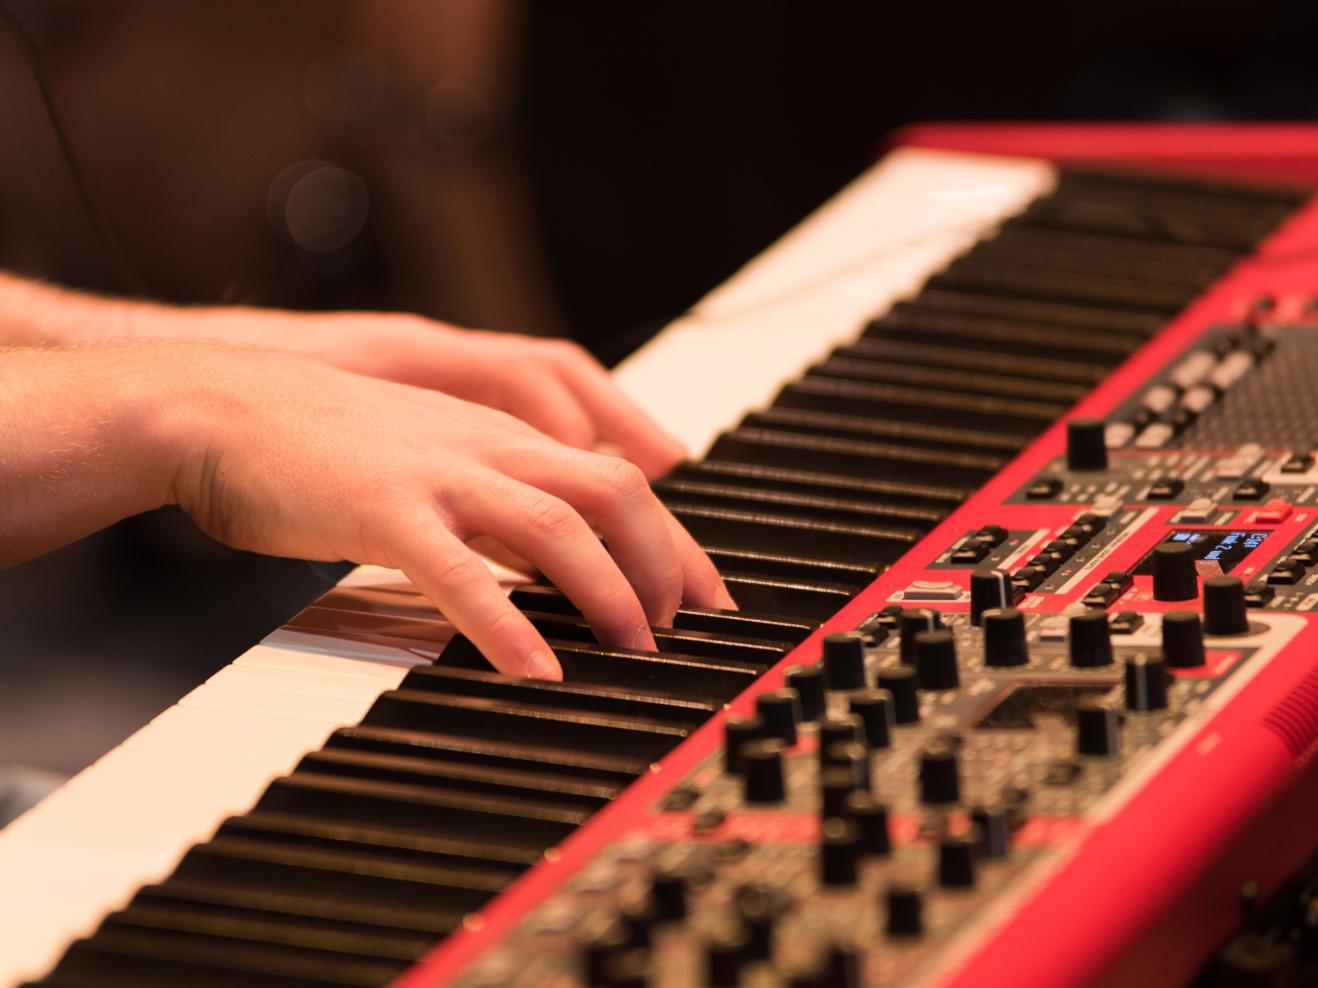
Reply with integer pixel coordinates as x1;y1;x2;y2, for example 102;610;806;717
822;632;867;690
784;663;826;721
756;689;801;746
937;834;977;889
1153;542;1199;601
733;885;776;961
648;869;688;923
1203;575;1250;636
825;945;863;988
704;929;749;988
820;817;860;887
821;766;860;818
914;629;959;690
1069;610;1114;668
877;667;920;723
885;883;923;937
982;607;1029;667
1067;417;1108;471
919;739;960;805
849;689;895;749
970;569;1013;625
971;805;1011;859
1125;654;1170;712
1076;698;1121;756
1162;611;1206;668
743;739;786;803
845;791;891;857
819;713;866;757
825;741;869;789
724;715;765;775
899;608;942;664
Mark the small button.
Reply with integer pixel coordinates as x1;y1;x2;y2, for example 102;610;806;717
1043;759;1083;786
1267;564;1302;586
1243;582;1275;607
1233;479;1270;500
979;524;1008;546
1090;494;1123;518
1177;498;1217;524
1074;512;1107;536
1011;565;1049;592
1109;611;1144;634
1146;478;1185;500
1257;498;1293;523
1026;478;1063;500
902;581;961;601
951;542;990;565
1281;454;1313;474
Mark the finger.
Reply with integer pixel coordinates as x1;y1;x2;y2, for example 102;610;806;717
660;510;738;611
465;534;536;576
397;525;562;680
543;342;687;478
500;445;732;621
455;474;659;652
495;367;597;451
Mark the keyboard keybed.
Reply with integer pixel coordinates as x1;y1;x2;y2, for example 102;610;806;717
20;166;1307;988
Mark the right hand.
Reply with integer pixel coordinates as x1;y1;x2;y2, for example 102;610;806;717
159;342;734;679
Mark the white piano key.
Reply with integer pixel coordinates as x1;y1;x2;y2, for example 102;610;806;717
0;146;1057;988
614;146;1054;455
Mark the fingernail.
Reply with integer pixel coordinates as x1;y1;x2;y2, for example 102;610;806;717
714;582;738;610
631;625;655;651
526;650;562;681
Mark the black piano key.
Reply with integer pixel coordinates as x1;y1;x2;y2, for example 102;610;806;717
667;460;970;511
325;724;646;784
965;238;1219;291
655;477;947;531
399;663;722;723
361;689;691;761
739;406;1026;456
665;501;921;566
700;546;878;589
1057;165;1310;210
904;288;1164;337
49;931;404;988
925;256;1196;314
719;572;855;620
147;879;459;938
778;375;1064;436
129;880;458;949
437;636;759;701
809;354;1090;404
256;773;583;849
1016;194;1265;252
295;747;619;812
99;902;430;964
215;811;538;872
508;584;814;645
518;609;788;665
986;224;1240;276
708;428;1005;486
834;338;1106;385
881;300;1152;350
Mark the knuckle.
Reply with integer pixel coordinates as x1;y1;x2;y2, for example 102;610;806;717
600;459;648;501
524;495;580;542
429;549;482;591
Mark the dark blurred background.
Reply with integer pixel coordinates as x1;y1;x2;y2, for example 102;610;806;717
2;0;1317;777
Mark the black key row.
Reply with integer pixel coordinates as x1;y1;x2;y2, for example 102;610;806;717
34;165;1307;987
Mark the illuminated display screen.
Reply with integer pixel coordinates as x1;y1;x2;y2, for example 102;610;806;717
1133;529;1268;577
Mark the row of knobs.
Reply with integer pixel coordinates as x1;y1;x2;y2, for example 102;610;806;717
584;880;907;987
728;591;1229;803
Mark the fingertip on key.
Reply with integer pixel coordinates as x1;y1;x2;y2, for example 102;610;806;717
525;650;563;681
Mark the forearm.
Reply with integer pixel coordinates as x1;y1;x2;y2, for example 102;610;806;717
0;341;186;565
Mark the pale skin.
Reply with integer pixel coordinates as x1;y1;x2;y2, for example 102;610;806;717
0;272;734;681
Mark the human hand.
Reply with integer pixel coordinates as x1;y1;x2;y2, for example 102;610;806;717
163;308;686;479
159;342;732;679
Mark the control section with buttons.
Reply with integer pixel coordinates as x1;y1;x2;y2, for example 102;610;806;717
434;166;1318;988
